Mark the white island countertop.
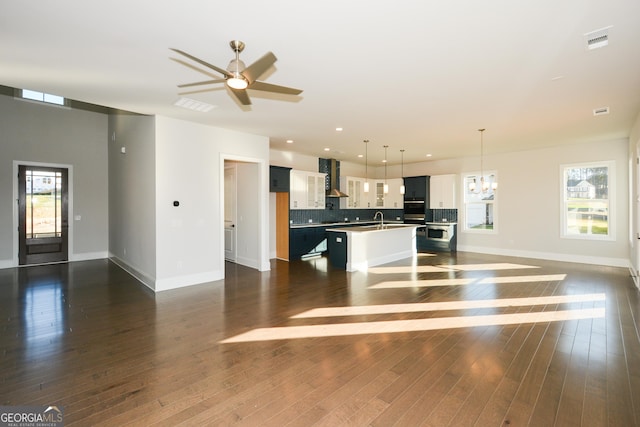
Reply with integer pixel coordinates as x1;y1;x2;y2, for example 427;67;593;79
326;224;420;271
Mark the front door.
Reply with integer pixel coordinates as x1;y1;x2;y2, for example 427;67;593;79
18;165;69;265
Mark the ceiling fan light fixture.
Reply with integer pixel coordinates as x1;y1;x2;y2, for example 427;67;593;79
171;41;301;107
227;75;248;90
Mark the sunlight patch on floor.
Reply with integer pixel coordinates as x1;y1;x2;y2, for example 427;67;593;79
290;293;605;318
367;265;452;274
367;263;540;274
369;278;474;288
478;274;566;284
369;274;567;289
439;263;540;271
220;308;605;343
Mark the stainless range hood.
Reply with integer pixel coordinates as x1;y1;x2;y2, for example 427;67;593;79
326;158;349;198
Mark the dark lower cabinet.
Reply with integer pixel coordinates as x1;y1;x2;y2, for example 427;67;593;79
416;225;457;252
289;227;327;259
327;232;347;269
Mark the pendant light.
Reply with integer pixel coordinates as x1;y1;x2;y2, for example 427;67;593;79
383;145;389;194
400;149;406;195
480;128;487;192
363;139;370;193
469;128;497;193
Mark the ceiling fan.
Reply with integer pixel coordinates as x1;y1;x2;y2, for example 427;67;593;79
170;41;303;106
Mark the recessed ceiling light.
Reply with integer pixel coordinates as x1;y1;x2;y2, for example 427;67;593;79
357;154;364;158
286;139;293;144
324;147;330;151
335;127;343;132
426;154;432;157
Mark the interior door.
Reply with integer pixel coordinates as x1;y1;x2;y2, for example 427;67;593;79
224;165;237;262
18;165;69;265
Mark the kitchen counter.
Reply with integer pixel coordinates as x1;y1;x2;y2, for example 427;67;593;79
424;221;458;225
290;220;403;229
326;224;419;271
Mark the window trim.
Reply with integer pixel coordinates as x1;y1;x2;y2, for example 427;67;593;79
560;160;615;241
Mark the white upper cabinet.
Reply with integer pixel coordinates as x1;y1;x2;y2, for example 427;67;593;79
430;174;457;209
290;170;327;209
340;176;365;209
339;177;404;209
384;178;404;208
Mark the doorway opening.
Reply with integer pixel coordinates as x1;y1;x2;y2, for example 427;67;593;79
221;156;269;277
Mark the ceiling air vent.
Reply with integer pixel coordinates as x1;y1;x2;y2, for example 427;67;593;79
174;97;215;112
584;26;612;50
593;107;610;116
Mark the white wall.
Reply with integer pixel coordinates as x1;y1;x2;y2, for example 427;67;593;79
154;116;270;291
270;149;369;177
0;94;108;268
272;137;630;267
628;111;640;287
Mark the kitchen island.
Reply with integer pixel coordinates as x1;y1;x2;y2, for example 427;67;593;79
326;224;420;271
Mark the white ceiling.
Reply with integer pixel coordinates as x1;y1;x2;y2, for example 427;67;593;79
2;0;639;165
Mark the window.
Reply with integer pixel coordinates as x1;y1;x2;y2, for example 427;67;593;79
463;171;497;232
19;89;66;106
561;161;613;240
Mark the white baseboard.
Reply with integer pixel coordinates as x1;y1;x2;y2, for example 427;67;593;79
629;263;640;291
154;270;223;292
108;255;156;291
0;251;108;270
0;259;15;269
70;251;108;262
457;245;629;268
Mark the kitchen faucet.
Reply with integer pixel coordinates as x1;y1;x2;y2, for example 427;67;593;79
374;211;384;228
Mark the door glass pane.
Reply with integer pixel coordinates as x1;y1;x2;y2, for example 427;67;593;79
26;170;62;239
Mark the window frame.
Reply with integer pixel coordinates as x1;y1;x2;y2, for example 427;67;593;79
560;160;615;241
462;171;498;233
16;88;67;107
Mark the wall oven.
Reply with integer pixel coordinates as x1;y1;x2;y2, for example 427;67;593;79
404;199;425;224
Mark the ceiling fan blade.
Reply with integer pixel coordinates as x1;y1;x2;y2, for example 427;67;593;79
242;51;277;84
228;87;251;105
248;80;303;95
170;48;232;78
178;79;226;88
170;58;221;79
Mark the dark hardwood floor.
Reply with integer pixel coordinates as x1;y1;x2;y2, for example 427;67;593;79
1;251;639;426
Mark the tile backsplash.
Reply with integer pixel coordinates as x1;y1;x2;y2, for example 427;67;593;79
289;207;457;225
290;208;404;225
428;208;458;223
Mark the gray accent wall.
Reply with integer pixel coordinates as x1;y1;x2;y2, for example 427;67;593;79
0;94;108;266
108;113;156;287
